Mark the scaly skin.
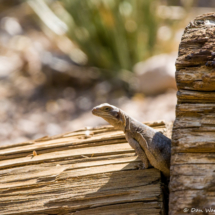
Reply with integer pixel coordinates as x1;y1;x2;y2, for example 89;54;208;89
92;103;171;177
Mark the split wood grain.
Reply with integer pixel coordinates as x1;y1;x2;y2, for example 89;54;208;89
0;121;169;215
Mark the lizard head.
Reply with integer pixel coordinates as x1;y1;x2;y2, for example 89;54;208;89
92;103;125;130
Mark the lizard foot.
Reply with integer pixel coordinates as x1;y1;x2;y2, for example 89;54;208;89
138;163;147;170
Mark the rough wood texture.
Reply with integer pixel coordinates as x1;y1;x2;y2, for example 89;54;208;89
0;121;171;215
169;13;215;215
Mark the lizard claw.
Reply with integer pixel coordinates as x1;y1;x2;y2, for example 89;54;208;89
138;163;146;170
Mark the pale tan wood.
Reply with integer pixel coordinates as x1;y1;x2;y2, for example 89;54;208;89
68;202;162;215
169;12;215;215
0;122;169;215
171;152;215;164
177;90;215;103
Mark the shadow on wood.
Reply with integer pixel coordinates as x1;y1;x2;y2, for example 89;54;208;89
0;121;171;215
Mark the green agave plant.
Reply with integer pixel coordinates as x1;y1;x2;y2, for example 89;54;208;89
61;0;158;71
29;0;160;74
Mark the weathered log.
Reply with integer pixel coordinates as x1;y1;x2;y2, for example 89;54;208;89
0;121;171;215
169;13;215;215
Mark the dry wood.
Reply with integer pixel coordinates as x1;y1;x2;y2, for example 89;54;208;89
169;12;215;215
0;121;170;215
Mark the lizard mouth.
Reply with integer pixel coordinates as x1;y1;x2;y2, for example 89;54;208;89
92;107;99;115
92;107;105;117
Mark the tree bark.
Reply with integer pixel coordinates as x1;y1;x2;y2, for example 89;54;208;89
0;121;170;215
169;12;215;215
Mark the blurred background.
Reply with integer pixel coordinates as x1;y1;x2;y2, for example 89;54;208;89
0;0;214;146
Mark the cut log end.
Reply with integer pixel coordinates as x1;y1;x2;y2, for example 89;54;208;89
170;12;215;215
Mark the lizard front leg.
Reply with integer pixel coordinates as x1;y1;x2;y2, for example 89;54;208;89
125;133;149;169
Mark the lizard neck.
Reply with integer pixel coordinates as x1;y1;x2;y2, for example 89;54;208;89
103;116;125;130
101;110;131;131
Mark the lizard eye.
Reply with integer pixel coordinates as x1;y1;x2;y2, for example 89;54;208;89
104;107;110;111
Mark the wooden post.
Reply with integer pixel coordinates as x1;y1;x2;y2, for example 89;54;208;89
169;13;215;215
0;121;170;215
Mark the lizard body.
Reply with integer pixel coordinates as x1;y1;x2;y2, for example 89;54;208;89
92;103;171;177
